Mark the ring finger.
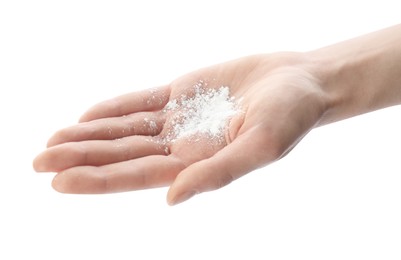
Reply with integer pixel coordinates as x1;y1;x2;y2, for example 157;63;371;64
34;135;167;172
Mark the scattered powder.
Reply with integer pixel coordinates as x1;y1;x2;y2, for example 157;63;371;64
162;84;241;143
114;138;124;147
107;126;113;136
163;99;178;111
144;117;158;134
147;87;165;106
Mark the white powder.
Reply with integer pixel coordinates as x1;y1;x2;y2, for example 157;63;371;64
144;117;158;134
162;84;241;143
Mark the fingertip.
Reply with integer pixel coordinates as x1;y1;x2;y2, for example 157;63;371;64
166;186;197;206
52;166;107;194
166;166;201;206
32;154;45;172
46;137;58;148
166;184;178;206
78;109;94;123
78;115;89;123
52;171;79;194
33;151;53;173
46;128;68;148
78;98;113;123
51;173;68;193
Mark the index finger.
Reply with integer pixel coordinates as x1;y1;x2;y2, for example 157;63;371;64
79;85;171;122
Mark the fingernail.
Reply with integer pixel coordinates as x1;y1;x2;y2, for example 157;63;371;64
169;190;196;206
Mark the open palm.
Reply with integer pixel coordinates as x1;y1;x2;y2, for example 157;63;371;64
34;53;328;205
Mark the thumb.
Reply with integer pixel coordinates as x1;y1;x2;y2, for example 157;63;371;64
167;127;276;205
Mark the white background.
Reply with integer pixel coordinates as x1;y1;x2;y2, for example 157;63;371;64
1;1;400;259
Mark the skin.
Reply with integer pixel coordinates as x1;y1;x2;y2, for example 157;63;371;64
33;24;401;205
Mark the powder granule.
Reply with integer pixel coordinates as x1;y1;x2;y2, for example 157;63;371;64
163;85;241;143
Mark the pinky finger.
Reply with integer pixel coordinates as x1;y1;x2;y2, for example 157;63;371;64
52;155;185;194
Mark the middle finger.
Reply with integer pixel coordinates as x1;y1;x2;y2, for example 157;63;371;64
47;111;165;147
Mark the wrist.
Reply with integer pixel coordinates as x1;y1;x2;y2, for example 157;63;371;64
305;47;374;125
306;26;401;125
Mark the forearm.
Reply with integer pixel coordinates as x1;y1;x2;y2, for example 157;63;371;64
309;24;401;125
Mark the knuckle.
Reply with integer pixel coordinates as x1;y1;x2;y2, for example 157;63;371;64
65;143;88;162
213;171;235;190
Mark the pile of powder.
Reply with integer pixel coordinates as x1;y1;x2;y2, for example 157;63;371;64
162;85;241;143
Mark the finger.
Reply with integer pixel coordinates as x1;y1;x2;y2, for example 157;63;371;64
51;155;185;194
34;136;167;173
79;86;171;122
47;111;165;147
167;127;280;205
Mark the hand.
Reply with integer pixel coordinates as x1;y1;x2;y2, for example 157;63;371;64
33;53;328;205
